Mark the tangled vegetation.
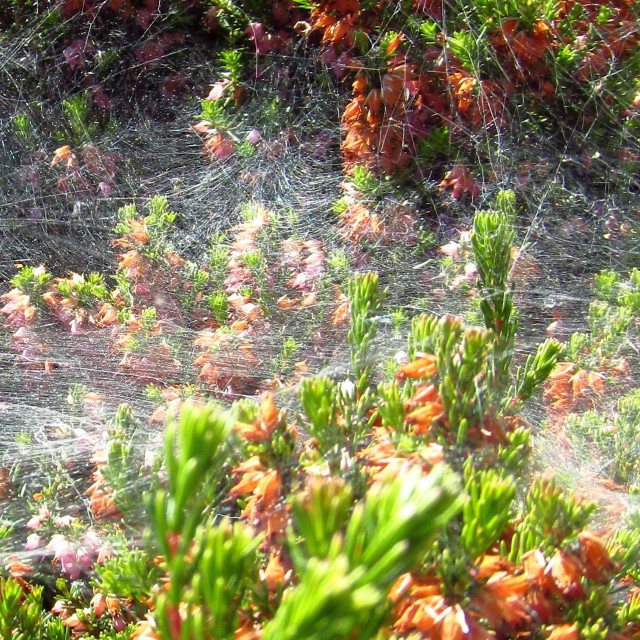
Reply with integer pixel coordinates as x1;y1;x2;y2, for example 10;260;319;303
1;1;640;639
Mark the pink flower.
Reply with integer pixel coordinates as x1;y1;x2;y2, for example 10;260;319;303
90;84;112;111
83;530;102;553
136;8;154;29
25;533;43;550
91;593;107;617
63;39;95;70
26;505;50;529
439;241;460;259
207;80;229;102
134;40;165;65
54;515;77;527
96;541;113;565
46;534;93;580
113;614;127;632
245;129;262;144
244;22;281;55
99;181;114;197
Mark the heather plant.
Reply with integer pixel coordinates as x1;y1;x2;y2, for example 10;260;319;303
567;268;640;372
2;0;640;639
566;389;640;491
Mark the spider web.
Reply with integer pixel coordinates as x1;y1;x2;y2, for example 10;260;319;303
0;0;639;573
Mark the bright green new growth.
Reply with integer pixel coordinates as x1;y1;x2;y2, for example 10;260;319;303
348;272;386;389
509;477;598;562
567;389;640;491
568;268;640;369
461;467;516;560
265;466;463;640
11;265;52;299
471;189;518;390
62;93;97;143
0;577;69;640
116;196;177;263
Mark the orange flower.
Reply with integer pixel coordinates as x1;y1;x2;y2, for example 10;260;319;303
405;385;444;434
253;469;281;511
571;369;604;401
473;554;511;580
543;362;576;409
85;476;122;520
438;164;480;200
131;614;161;639
229;456;266;497
484;571;528;598
235;393;283;442
546;550;584;599
523;549;551;589
127;218;149;244
578;530;616;581
51;145;72;167
96;302;119;326
396;355;438;380
471;587;531;629
262;550;288;590
203;132;235;161
394;598;444;632
546;624;579;640
449;73;477;113
440;606;469;640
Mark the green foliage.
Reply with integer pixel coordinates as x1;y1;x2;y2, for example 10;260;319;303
461;467;516;559
266;466;463;640
609;526;640;580
56;272;110;309
471;190;517;388
146;195;177;237
507;337;565;412
99;404;148;516
566;389;640;489
415;126;450;165
206;290;230;324
219;48;244;89
497;426;531;471
419;19;440;43
11;265;52;299
464;0;559;30
200;97;234;130
0;577;70;640
568;268;640;369
509;477;597;562
300;376;344;451
116;196;177;264
447;30;483;73
376;382;405;432
204;0;257;40
437;318;492;444
148;402;232;565
351;167;383;200
62;93;97;143
12;114;36;149
327;248;352;284
348;273;386;389
93;548;162;605
155;520;261;640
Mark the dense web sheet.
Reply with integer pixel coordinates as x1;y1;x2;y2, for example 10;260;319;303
1;0;640;602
